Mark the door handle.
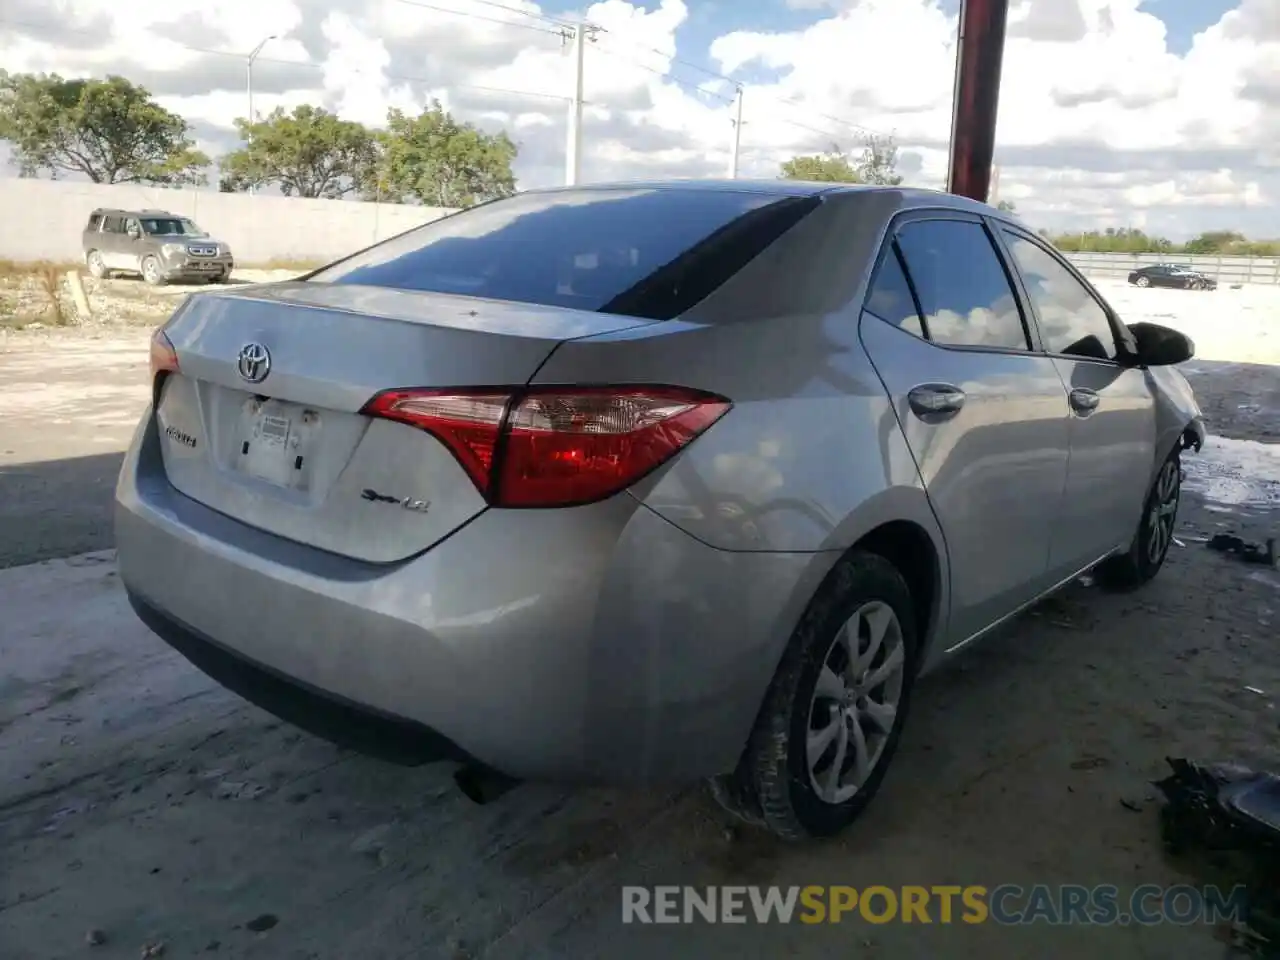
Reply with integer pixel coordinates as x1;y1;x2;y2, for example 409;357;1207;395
907;383;966;418
1069;388;1100;415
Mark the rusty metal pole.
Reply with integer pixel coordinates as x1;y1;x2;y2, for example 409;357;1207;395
945;0;1010;203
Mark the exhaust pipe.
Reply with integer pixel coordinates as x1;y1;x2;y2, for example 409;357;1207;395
454;764;520;805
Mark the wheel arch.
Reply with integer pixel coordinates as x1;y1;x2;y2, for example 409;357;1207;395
766;488;950;698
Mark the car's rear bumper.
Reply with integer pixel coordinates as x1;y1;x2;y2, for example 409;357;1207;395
127;590;472;765
115;411;824;784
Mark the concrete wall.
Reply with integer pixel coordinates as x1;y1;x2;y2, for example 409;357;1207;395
6;177;1278;285
1066;251;1280;286
0;178;455;264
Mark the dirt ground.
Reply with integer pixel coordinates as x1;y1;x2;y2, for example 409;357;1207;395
0;267;303;330
0;278;1278;959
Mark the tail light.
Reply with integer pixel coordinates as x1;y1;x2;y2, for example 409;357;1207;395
361;385;731;508
150;328;179;380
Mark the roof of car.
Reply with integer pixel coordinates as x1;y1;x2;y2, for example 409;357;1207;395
523;179;1002;216
90;207;180;216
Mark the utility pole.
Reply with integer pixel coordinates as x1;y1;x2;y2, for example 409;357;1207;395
246;34;276;196
945;0;1010;202
728;85;744;178
564;23;597;186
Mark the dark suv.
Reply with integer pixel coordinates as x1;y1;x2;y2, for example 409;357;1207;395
82;208;235;285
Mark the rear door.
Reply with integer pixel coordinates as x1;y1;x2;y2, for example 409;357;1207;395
98;215;127;269
994;226;1156;577
859;212;1072;647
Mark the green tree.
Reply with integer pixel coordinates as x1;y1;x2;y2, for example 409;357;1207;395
1048;227;1175;254
1183;230;1246;255
372;102;517;208
0;72;208;184
853;133;902;186
780;133;902;185
779;152;861;183
219;105;376;198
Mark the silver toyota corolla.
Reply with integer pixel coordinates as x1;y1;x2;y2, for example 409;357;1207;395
116;181;1206;839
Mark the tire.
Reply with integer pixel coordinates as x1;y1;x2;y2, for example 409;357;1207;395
141;256;165;286
1096;449;1181;592
86;250;107;279
1135;276;1151;288
711;551;919;840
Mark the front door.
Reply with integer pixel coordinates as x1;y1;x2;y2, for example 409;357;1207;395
996;228;1157;577
859;214;1073;648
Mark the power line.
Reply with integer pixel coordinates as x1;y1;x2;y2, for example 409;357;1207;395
591;27;886;141
389;0;562;35
454;0;573;28
0;18;569;104
590;42;735;105
0;13;880;136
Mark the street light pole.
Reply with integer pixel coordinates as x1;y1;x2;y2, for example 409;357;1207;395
246;35;277;195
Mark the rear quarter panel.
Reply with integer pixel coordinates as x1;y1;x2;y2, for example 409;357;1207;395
530;193;951;665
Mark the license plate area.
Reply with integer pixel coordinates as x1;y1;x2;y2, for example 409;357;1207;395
234;398;320;490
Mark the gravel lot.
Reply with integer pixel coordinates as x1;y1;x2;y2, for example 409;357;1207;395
0;277;1277;959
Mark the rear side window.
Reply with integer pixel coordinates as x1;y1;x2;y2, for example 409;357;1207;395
86;213;102;232
864;243;925;338
308;188;818;319
1001;230;1118;361
102;216;124;234
895;219;1028;350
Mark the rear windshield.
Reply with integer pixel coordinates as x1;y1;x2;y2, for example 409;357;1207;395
307;187;812;315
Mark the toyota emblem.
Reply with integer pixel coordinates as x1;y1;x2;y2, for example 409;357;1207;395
237;342;271;384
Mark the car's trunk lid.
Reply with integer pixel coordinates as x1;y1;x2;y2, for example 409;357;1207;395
153;283;656;563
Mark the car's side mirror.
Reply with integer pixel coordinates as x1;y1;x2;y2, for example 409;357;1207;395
127;225;140;239
1123;321;1195;367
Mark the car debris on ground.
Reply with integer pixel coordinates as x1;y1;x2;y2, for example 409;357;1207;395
1153;757;1280;957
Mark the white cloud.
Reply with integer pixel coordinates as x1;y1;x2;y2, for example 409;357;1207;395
0;0;1275;239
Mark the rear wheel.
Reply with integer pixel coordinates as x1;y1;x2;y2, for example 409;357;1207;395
711;552;918;840
141;255;164;285
1096;450;1181;591
86;250;107;279
1135;275;1151;288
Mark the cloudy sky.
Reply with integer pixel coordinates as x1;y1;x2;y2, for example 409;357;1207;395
0;0;1276;239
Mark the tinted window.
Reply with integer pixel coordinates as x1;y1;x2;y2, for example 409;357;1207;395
895;220;1027;350
103;216;124;234
141;217;202;236
864;243;924;338
86;213;102;231
308;188;803;316
1002;231;1118;361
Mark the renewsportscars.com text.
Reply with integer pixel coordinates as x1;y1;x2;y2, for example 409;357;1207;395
621;884;1248;926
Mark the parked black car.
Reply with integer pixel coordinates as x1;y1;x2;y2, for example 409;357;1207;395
1127;264;1218;290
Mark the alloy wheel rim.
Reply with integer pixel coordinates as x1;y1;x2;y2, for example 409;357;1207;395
144;259;157;281
806;600;906;805
1146;460;1180;564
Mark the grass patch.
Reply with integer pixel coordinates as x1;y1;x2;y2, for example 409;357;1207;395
246;257;325;271
0;258;84;280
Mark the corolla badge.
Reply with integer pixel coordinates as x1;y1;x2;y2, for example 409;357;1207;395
237;342;271;384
